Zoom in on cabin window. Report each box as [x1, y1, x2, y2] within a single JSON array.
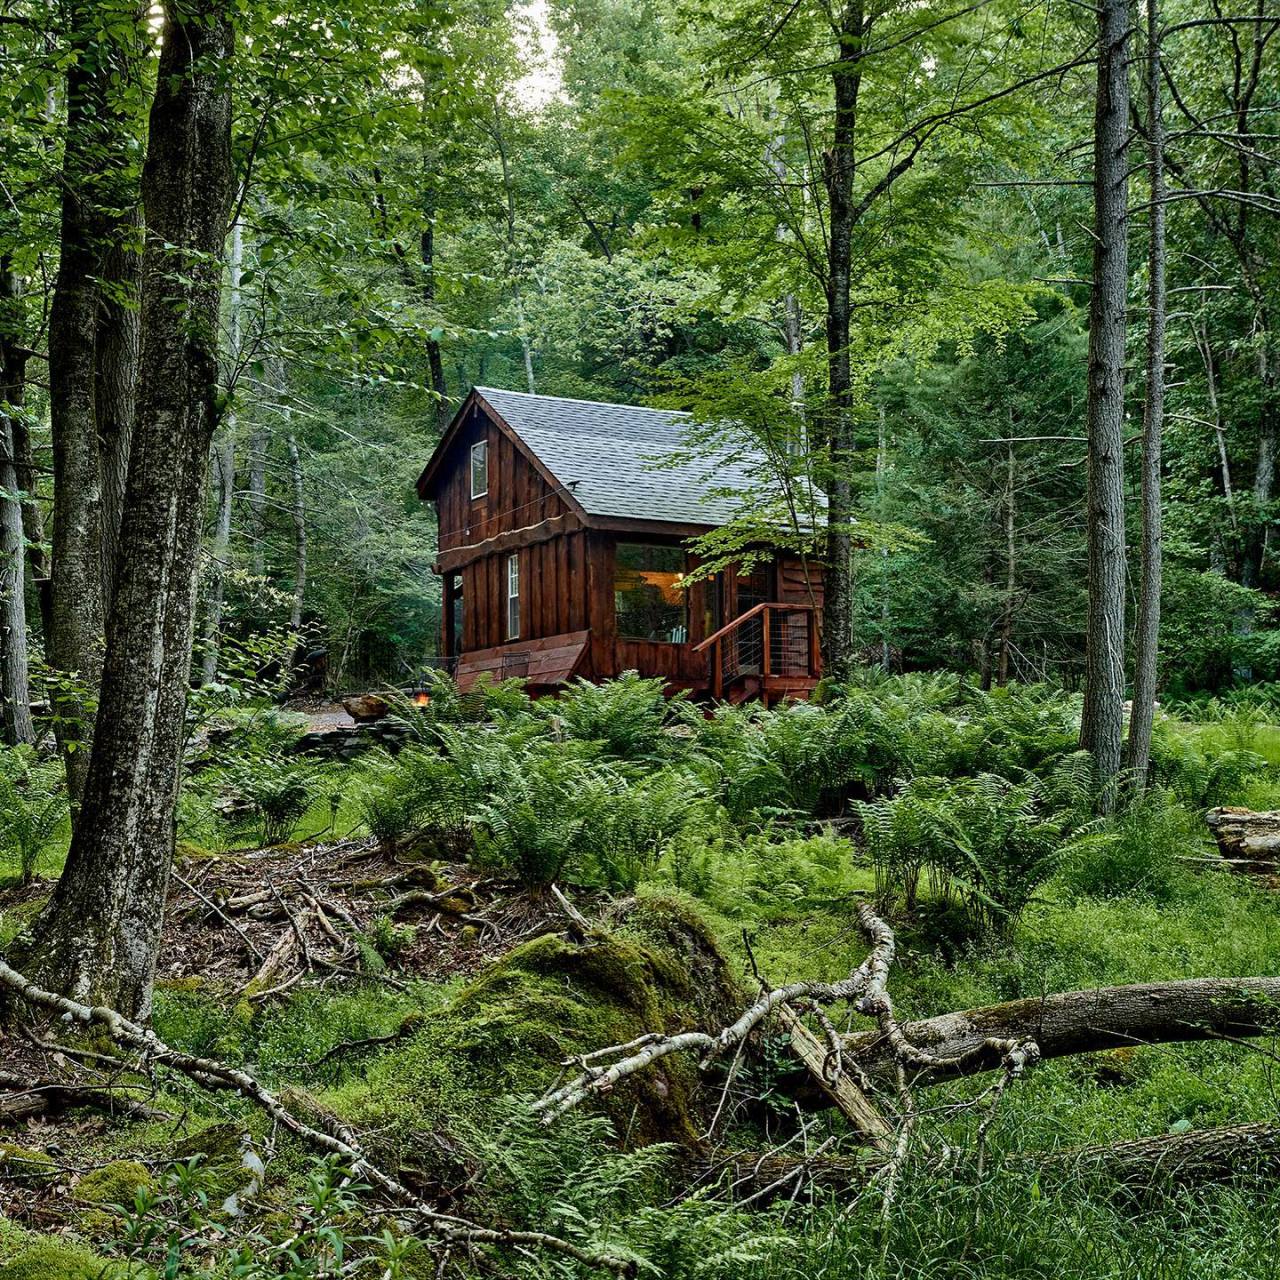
[[614, 543, 687, 643], [506, 553, 520, 639], [470, 440, 488, 498]]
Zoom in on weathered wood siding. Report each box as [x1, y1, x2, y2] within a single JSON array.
[[434, 401, 571, 554], [428, 398, 824, 692]]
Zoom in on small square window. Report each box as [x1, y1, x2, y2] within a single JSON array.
[[506, 554, 520, 639], [470, 440, 488, 498]]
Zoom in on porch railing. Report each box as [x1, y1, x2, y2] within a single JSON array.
[[693, 602, 820, 700]]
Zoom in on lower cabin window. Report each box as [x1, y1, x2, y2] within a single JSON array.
[[614, 543, 687, 643], [506, 553, 520, 639]]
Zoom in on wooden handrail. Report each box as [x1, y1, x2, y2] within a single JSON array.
[[693, 601, 815, 653]]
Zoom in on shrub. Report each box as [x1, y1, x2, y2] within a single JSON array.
[[1061, 790, 1192, 901], [1148, 715, 1267, 808], [224, 756, 329, 846], [354, 746, 468, 849], [471, 745, 614, 888]]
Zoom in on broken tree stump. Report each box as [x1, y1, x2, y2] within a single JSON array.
[[1205, 807, 1280, 875]]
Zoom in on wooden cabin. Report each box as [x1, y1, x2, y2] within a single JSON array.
[[416, 387, 824, 704]]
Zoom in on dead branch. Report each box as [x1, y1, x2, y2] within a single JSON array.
[[0, 957, 634, 1275], [534, 905, 1030, 1130], [173, 868, 262, 963]]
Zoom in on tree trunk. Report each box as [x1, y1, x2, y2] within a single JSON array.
[[95, 223, 141, 594], [201, 433, 235, 684], [1126, 0, 1166, 789], [20, 0, 234, 1019], [997, 438, 1017, 686], [1036, 1123, 1280, 1190], [200, 220, 243, 685], [46, 1, 144, 806], [0, 267, 34, 745], [9, 413, 51, 642], [839, 977, 1280, 1086], [247, 424, 268, 579], [287, 431, 306, 632], [1079, 0, 1130, 807], [1244, 347, 1276, 588], [820, 2, 867, 683], [419, 150, 449, 431]]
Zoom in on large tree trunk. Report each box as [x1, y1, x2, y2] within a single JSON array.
[[839, 977, 1280, 1086], [1126, 0, 1166, 788], [0, 266, 35, 746], [819, 2, 867, 683], [20, 0, 234, 1019], [1078, 0, 1130, 806], [46, 1, 144, 806], [1036, 1123, 1280, 1190], [95, 224, 141, 593], [201, 220, 243, 685]]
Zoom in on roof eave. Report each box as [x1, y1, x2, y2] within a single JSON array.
[[416, 388, 483, 501]]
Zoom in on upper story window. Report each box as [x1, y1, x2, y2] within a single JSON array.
[[615, 543, 687, 643], [506, 553, 520, 639], [470, 440, 489, 498]]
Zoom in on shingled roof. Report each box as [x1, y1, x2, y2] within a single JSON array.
[[470, 386, 763, 527]]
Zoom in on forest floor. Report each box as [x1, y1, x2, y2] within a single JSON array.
[[3, 681, 1280, 1279]]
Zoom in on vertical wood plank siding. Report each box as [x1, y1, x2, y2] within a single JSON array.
[[429, 400, 824, 690]]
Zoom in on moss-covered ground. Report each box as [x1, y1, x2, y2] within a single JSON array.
[[4, 680, 1280, 1277]]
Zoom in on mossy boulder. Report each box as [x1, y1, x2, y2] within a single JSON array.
[[336, 895, 741, 1177], [168, 1123, 250, 1200]]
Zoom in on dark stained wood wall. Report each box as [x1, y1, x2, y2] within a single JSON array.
[[434, 403, 572, 554], [429, 399, 824, 688]]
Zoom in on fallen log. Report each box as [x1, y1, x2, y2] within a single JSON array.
[[841, 977, 1280, 1084], [1034, 1122, 1280, 1189], [1205, 807, 1280, 873]]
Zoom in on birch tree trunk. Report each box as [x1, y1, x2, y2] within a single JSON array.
[[20, 0, 234, 1018], [1079, 0, 1130, 807], [9, 413, 51, 641], [1126, 0, 1166, 788]]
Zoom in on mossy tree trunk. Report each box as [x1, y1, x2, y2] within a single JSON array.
[[19, 0, 235, 1019], [46, 0, 146, 810]]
